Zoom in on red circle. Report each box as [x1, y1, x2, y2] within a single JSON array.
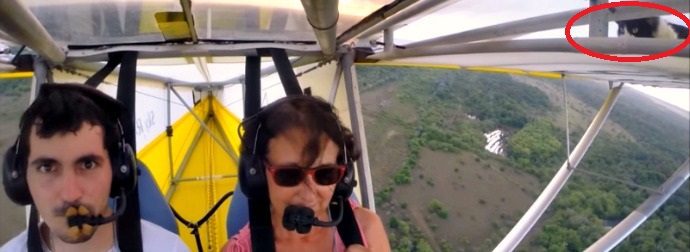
[[565, 1, 690, 62]]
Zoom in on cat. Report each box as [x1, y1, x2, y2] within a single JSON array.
[[615, 17, 688, 39]]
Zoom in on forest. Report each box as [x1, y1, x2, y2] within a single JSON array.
[[356, 65, 689, 252]]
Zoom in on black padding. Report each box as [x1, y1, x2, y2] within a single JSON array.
[[2, 144, 31, 205]]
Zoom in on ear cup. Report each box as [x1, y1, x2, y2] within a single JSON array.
[[334, 161, 357, 199], [239, 153, 268, 200], [110, 142, 137, 198], [2, 145, 32, 205]]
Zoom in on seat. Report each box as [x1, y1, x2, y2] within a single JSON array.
[[136, 160, 179, 234], [110, 160, 179, 235], [225, 183, 361, 237]]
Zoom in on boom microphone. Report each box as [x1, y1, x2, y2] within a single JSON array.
[[282, 196, 344, 234], [66, 188, 127, 228]]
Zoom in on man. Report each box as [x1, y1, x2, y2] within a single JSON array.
[[1, 83, 189, 251]]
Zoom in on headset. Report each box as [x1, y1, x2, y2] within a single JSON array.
[[238, 96, 357, 202], [1, 84, 138, 206]]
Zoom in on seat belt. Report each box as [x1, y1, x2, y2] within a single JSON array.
[[27, 205, 43, 252], [248, 198, 276, 252], [333, 199, 364, 247]]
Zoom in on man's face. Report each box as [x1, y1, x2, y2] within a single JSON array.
[[25, 122, 113, 243]]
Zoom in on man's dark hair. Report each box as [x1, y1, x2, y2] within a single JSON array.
[[239, 95, 360, 166], [15, 83, 125, 170]]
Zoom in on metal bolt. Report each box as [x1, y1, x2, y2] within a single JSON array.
[[120, 165, 128, 174], [249, 168, 256, 175]]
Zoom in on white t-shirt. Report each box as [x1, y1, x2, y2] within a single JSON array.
[[0, 219, 190, 252]]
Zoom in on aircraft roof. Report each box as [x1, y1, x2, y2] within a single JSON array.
[[0, 0, 688, 89]]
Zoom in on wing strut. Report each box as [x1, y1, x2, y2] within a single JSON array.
[[585, 159, 690, 252], [494, 82, 624, 251]]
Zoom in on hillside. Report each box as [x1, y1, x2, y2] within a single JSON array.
[[356, 65, 689, 252], [0, 78, 32, 244]]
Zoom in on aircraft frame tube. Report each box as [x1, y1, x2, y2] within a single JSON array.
[[371, 37, 690, 60], [179, 0, 198, 42], [167, 83, 175, 191], [589, 0, 609, 37], [328, 62, 343, 104], [0, 0, 65, 64], [170, 86, 237, 161], [357, 0, 455, 40], [342, 48, 376, 212], [337, 0, 420, 44], [403, 0, 689, 48], [165, 119, 208, 201], [300, 0, 338, 55], [494, 83, 624, 252], [384, 29, 394, 52], [585, 159, 690, 252]]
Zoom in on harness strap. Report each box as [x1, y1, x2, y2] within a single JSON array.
[[248, 198, 275, 252], [170, 191, 234, 252], [27, 205, 43, 252], [334, 199, 364, 247]]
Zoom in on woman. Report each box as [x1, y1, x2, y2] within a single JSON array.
[[223, 95, 390, 252]]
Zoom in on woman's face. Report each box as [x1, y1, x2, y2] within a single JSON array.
[[264, 127, 341, 217]]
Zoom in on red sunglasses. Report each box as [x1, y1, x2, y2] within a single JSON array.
[[266, 164, 345, 187]]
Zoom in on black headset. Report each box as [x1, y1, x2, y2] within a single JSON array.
[[1, 84, 138, 206], [238, 96, 357, 202]]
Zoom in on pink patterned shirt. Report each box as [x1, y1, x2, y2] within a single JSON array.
[[222, 198, 368, 252]]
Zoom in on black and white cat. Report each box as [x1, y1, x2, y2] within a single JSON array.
[[616, 17, 689, 39]]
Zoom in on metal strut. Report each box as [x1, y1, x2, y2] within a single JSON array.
[[585, 159, 690, 252], [562, 73, 572, 170], [494, 83, 624, 251]]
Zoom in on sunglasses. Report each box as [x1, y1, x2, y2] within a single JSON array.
[[266, 164, 345, 187]]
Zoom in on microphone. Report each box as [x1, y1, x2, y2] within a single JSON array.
[[282, 196, 344, 234], [66, 188, 127, 228]]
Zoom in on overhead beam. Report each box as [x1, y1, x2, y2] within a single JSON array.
[[170, 56, 321, 88], [357, 0, 459, 40], [337, 0, 420, 44], [494, 83, 624, 252], [300, 0, 339, 56], [403, 0, 689, 48], [67, 43, 324, 61], [67, 60, 189, 86], [370, 37, 690, 60], [0, 0, 65, 64], [585, 159, 690, 252], [179, 0, 199, 43], [589, 0, 609, 37]]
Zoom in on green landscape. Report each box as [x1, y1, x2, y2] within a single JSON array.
[[356, 65, 689, 252], [1, 67, 688, 251]]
